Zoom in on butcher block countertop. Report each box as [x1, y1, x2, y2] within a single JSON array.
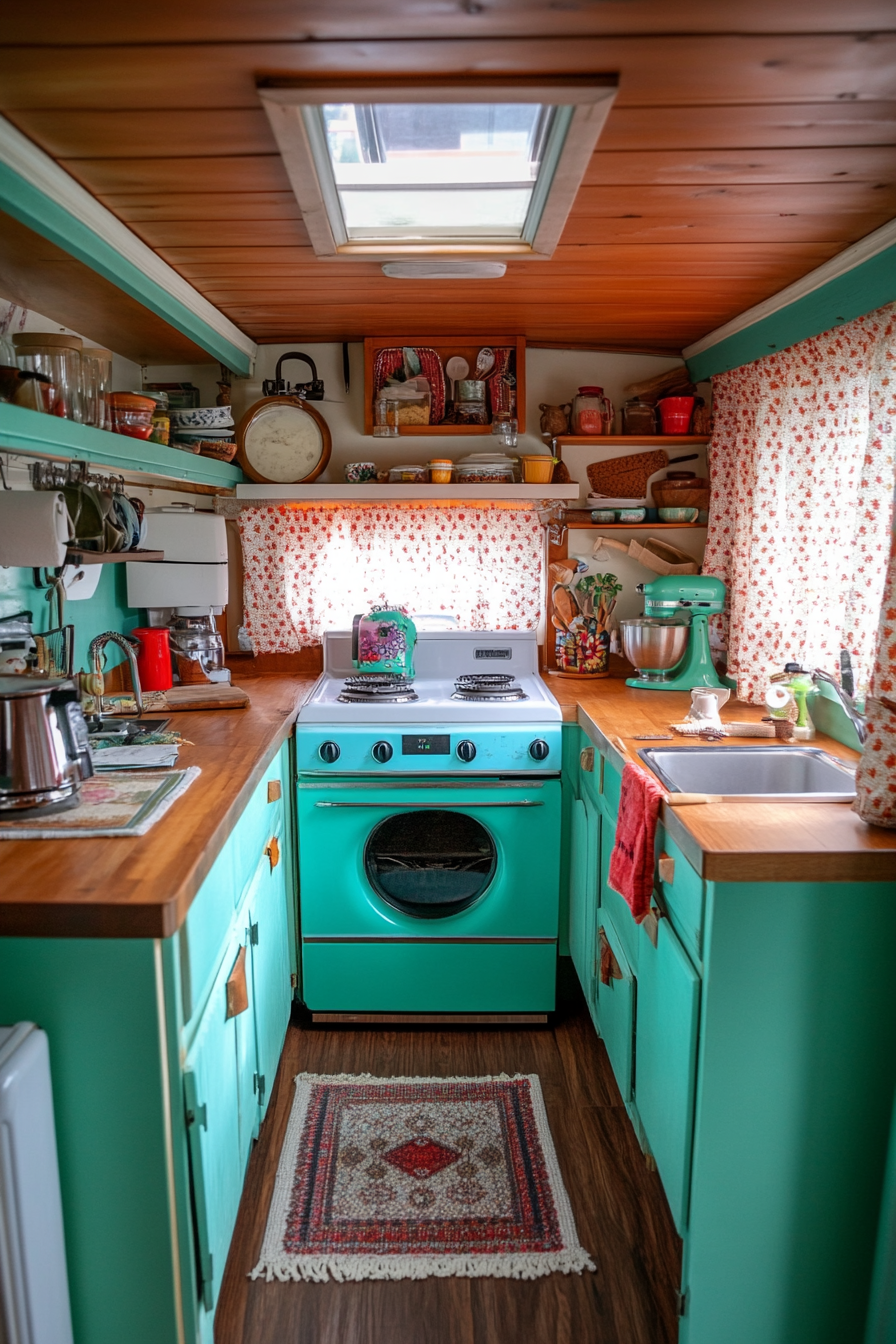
[[0, 677, 315, 940], [546, 660, 896, 884]]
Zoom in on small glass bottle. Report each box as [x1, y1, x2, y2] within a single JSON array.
[[373, 394, 400, 436]]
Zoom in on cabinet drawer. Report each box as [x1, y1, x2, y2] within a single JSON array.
[[655, 831, 704, 965], [596, 914, 634, 1102], [231, 746, 287, 909]]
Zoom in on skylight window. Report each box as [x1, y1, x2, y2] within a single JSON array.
[[258, 77, 617, 260]]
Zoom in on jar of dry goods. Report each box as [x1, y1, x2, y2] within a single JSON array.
[[13, 332, 83, 421]]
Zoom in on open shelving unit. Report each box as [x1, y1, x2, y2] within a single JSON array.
[[555, 435, 710, 448], [234, 483, 579, 503]]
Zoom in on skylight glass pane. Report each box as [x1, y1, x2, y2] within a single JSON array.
[[321, 102, 552, 240]]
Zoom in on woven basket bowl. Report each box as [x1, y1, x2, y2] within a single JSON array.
[[652, 478, 710, 509]]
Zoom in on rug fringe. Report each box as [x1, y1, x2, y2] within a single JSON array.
[[250, 1249, 596, 1284], [293, 1071, 522, 1085]]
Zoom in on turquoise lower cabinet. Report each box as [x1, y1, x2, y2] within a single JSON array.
[[184, 947, 245, 1318], [634, 904, 700, 1235], [595, 912, 634, 1102], [0, 735, 296, 1344], [568, 792, 600, 1019]]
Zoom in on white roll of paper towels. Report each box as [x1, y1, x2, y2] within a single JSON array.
[[0, 490, 72, 568]]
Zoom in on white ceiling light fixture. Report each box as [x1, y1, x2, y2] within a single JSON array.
[[382, 261, 507, 279], [258, 75, 617, 262]]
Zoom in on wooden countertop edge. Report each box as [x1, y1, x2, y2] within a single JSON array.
[[564, 688, 896, 883], [0, 680, 313, 940]]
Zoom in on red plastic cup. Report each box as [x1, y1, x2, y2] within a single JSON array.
[[657, 396, 696, 434], [131, 627, 173, 692]]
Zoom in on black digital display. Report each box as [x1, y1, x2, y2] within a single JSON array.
[[402, 734, 451, 756], [475, 648, 512, 659]]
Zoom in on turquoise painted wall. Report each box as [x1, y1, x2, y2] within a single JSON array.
[[0, 562, 139, 675]]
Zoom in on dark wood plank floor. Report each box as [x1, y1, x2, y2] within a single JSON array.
[[216, 961, 681, 1344]]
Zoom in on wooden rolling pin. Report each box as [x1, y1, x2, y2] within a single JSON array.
[[612, 735, 722, 804]]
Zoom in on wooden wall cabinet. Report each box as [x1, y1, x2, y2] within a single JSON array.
[[362, 335, 526, 436]]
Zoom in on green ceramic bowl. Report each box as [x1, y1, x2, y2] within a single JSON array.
[[658, 506, 699, 523]]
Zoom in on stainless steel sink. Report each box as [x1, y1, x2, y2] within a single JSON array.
[[637, 745, 857, 803]]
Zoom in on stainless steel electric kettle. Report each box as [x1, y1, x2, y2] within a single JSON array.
[[0, 675, 94, 814]]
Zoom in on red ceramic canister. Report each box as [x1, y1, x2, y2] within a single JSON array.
[[131, 627, 173, 691]]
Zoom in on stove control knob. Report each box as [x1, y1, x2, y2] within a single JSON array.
[[372, 740, 393, 763], [456, 740, 477, 763], [319, 741, 340, 763], [529, 739, 550, 761]]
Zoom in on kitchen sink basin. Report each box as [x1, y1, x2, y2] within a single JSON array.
[[637, 745, 857, 803]]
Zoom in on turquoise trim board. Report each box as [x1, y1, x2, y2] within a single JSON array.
[[0, 161, 254, 376], [0, 402, 244, 489], [685, 241, 896, 382]]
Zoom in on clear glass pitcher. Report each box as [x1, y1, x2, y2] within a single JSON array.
[[571, 386, 614, 436]]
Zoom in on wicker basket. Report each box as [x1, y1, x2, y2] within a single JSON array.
[[652, 478, 710, 510]]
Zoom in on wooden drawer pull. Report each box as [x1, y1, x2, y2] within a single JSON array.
[[658, 853, 675, 884], [580, 746, 595, 773], [265, 836, 280, 870], [226, 945, 249, 1019], [267, 779, 282, 803]]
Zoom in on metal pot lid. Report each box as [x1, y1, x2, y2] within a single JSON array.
[[0, 674, 75, 696]]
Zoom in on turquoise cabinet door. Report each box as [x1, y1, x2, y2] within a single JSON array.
[[596, 913, 635, 1102], [183, 953, 243, 1312], [636, 908, 700, 1234], [249, 835, 292, 1123], [568, 796, 599, 1007]]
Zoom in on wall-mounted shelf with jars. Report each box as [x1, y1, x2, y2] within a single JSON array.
[[363, 336, 526, 436], [556, 435, 710, 448]]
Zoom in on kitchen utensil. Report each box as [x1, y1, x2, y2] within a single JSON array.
[[652, 478, 710, 510], [587, 450, 698, 499], [659, 506, 699, 523], [13, 333, 83, 421], [352, 606, 417, 676], [445, 356, 469, 402], [623, 575, 727, 691], [475, 347, 495, 378], [0, 675, 93, 814], [236, 397, 331, 485], [262, 351, 324, 401], [687, 687, 731, 729], [572, 386, 615, 436], [162, 683, 249, 710], [657, 396, 696, 434], [131, 627, 173, 692]]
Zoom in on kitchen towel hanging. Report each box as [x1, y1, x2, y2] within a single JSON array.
[[0, 490, 71, 568], [607, 762, 665, 921]]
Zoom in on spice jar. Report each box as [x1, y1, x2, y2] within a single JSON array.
[[428, 459, 453, 484], [80, 347, 113, 429], [622, 397, 657, 436], [13, 333, 83, 421], [571, 386, 614, 436]]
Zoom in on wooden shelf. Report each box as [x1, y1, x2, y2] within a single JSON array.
[[234, 483, 579, 503], [565, 521, 707, 530], [65, 548, 164, 564], [556, 435, 710, 447], [0, 402, 245, 490], [363, 336, 526, 436]]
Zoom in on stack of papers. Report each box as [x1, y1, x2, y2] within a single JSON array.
[[91, 744, 180, 771]]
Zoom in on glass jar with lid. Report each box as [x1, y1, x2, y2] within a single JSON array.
[[13, 333, 83, 421], [622, 397, 657, 436], [571, 386, 614, 436]]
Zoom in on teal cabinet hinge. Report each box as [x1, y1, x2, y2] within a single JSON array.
[[186, 1100, 207, 1129], [677, 1290, 688, 1317], [200, 1251, 214, 1311], [254, 1072, 266, 1107], [249, 921, 259, 946]]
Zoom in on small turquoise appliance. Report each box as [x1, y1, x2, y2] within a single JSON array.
[[351, 605, 417, 676], [622, 575, 727, 690]]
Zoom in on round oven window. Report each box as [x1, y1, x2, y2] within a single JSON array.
[[364, 809, 497, 919]]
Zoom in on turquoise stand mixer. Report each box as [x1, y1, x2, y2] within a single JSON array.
[[620, 575, 727, 690]]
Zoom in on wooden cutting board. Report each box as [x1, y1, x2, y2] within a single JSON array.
[[163, 684, 250, 711]]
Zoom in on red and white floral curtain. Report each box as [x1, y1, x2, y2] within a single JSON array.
[[239, 505, 544, 653], [702, 302, 896, 702]]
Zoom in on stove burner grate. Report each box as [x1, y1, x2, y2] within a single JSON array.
[[451, 673, 528, 703], [338, 674, 418, 704]]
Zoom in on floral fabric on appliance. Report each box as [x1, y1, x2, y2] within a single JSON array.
[[702, 302, 896, 702], [238, 505, 543, 653]]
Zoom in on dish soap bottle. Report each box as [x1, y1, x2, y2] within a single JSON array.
[[783, 664, 817, 740]]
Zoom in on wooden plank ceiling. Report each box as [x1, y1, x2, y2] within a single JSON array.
[[1, 2, 894, 356]]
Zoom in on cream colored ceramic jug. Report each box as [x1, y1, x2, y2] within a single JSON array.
[[688, 686, 730, 727]]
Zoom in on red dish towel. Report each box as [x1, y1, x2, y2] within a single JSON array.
[[608, 762, 665, 922]]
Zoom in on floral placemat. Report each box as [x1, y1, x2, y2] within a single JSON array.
[[0, 767, 200, 839]]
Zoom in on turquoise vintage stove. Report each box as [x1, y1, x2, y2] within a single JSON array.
[[296, 628, 562, 1021]]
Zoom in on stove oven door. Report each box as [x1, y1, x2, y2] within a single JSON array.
[[298, 777, 561, 1013]]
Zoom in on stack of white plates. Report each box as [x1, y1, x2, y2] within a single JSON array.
[[169, 406, 235, 452]]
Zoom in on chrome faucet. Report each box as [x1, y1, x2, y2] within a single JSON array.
[[812, 668, 867, 745], [88, 631, 144, 718]]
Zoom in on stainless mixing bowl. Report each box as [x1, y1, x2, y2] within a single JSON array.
[[620, 616, 689, 675]]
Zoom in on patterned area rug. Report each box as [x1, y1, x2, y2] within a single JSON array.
[[252, 1072, 594, 1283]]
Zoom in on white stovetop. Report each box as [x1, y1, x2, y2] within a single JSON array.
[[298, 628, 562, 726]]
